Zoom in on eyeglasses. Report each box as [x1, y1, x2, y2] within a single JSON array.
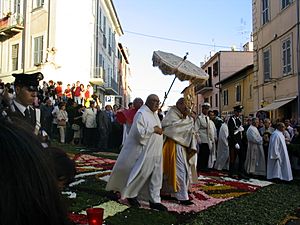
[[151, 99, 161, 104]]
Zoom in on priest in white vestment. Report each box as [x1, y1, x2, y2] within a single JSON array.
[[245, 118, 266, 176], [214, 120, 229, 171], [106, 94, 167, 211], [161, 98, 197, 205], [267, 122, 293, 181], [207, 112, 218, 169]]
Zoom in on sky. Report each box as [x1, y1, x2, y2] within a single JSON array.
[[113, 0, 252, 107]]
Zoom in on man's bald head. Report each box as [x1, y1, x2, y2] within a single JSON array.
[[133, 98, 144, 110]]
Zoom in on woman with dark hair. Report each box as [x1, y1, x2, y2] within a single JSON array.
[[47, 147, 76, 190], [0, 120, 71, 225]]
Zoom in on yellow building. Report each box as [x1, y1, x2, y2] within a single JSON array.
[[195, 50, 253, 115], [216, 64, 254, 118], [252, 0, 299, 122]]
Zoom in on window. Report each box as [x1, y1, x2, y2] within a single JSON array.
[[215, 93, 218, 108], [263, 49, 271, 81], [34, 0, 44, 8], [223, 89, 228, 106], [282, 37, 292, 75], [262, 0, 269, 25], [108, 28, 112, 56], [13, 0, 21, 14], [103, 16, 107, 48], [34, 36, 43, 65], [236, 84, 241, 102], [112, 32, 116, 52], [103, 16, 107, 34], [206, 67, 212, 86], [11, 44, 19, 71], [97, 5, 102, 31], [249, 84, 252, 98], [210, 96, 213, 106], [281, 0, 291, 9], [213, 61, 218, 76]]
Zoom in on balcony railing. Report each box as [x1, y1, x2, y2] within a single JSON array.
[[89, 66, 104, 85], [104, 76, 118, 95], [0, 13, 24, 42], [194, 83, 213, 94]]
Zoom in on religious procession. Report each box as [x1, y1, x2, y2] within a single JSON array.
[[1, 0, 300, 224], [0, 68, 299, 225]]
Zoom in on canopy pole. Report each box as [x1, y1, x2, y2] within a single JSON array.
[[159, 52, 188, 109], [160, 76, 177, 109]]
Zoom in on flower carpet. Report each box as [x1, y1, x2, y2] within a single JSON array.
[[66, 152, 274, 224]]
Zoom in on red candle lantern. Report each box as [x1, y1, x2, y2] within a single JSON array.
[[86, 208, 104, 225]]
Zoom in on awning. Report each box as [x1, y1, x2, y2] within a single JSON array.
[[259, 96, 297, 111]]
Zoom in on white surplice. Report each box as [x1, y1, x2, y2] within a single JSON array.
[[245, 125, 266, 176], [161, 106, 197, 201], [267, 130, 293, 181], [208, 120, 217, 168], [214, 123, 229, 171], [105, 104, 164, 203]]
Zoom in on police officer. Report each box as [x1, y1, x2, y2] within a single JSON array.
[[228, 105, 248, 179], [4, 72, 45, 138]]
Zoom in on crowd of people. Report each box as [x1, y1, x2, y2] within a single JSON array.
[[0, 72, 299, 217], [107, 96, 299, 211], [0, 74, 141, 151]]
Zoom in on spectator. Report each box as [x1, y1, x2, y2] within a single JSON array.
[[57, 103, 68, 144], [55, 81, 63, 101], [285, 119, 294, 138], [291, 125, 300, 144], [0, 120, 71, 225], [79, 84, 85, 105], [96, 106, 111, 151], [47, 147, 76, 190], [40, 97, 54, 138], [64, 84, 72, 100], [116, 97, 144, 145], [82, 100, 97, 148], [73, 81, 81, 104]]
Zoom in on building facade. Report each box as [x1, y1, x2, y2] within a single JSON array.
[[117, 43, 132, 108], [252, 0, 300, 122], [195, 51, 253, 114], [0, 0, 125, 105], [216, 64, 254, 118]]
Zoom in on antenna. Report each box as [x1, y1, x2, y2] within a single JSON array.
[[236, 17, 251, 48]]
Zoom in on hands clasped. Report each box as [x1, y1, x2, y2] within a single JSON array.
[[154, 126, 163, 135]]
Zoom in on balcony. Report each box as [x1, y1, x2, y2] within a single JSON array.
[[104, 76, 118, 95], [90, 66, 104, 85], [195, 84, 213, 94], [0, 13, 24, 42]]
